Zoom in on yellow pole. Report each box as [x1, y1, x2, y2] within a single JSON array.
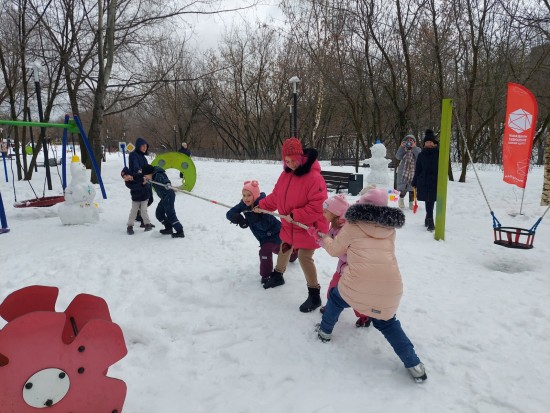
[[435, 99, 453, 241]]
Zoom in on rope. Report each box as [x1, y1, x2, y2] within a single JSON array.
[[150, 180, 235, 209], [48, 140, 63, 185], [149, 180, 327, 237], [453, 107, 502, 228]]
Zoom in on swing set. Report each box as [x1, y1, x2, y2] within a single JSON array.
[[453, 104, 549, 250], [0, 114, 107, 208]]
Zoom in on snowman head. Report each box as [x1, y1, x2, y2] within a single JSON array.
[[69, 156, 87, 182], [370, 143, 387, 158]]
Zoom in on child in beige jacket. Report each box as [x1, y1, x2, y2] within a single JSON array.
[[311, 187, 427, 383]]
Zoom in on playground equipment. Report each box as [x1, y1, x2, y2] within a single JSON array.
[[151, 152, 196, 191], [453, 84, 548, 249], [0, 190, 9, 234], [0, 285, 127, 412], [0, 114, 107, 208]]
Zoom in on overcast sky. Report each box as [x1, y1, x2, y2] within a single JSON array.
[[188, 0, 285, 50]]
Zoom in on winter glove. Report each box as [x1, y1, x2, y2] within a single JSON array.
[[230, 213, 248, 229], [306, 226, 322, 243], [281, 242, 292, 254]]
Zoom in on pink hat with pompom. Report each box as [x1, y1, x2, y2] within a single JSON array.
[[323, 194, 350, 217], [242, 180, 260, 201], [358, 188, 388, 207]]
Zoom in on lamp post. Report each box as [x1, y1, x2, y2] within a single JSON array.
[[173, 125, 177, 150], [288, 105, 294, 137], [289, 76, 300, 137], [34, 62, 52, 190]]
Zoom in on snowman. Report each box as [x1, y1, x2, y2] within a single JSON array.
[[58, 155, 99, 225], [363, 140, 391, 187]]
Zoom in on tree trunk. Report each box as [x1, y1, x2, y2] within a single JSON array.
[[83, 0, 117, 183]]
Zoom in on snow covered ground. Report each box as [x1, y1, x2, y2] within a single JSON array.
[[1, 150, 549, 413]]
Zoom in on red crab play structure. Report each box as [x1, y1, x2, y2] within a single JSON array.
[[0, 285, 127, 412]]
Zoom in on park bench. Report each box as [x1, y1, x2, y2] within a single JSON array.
[[320, 170, 363, 196]]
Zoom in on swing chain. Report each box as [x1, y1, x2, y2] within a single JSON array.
[[452, 105, 495, 218]]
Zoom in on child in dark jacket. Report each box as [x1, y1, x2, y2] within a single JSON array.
[[121, 167, 153, 235], [142, 164, 184, 238], [226, 180, 297, 284]]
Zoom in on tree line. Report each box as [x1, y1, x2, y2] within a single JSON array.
[[0, 0, 549, 191]]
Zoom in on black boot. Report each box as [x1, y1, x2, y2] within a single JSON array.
[[172, 231, 185, 238], [299, 286, 322, 313], [426, 218, 435, 232], [263, 271, 285, 289], [160, 223, 173, 235]]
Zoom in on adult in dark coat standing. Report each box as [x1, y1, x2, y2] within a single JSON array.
[[178, 142, 191, 178], [412, 130, 439, 231], [178, 142, 192, 157]]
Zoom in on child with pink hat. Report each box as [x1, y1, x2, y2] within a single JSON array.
[[310, 194, 371, 328], [310, 187, 427, 383], [226, 180, 297, 284]]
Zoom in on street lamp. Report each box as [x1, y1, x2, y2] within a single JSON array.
[[173, 125, 177, 150], [288, 104, 294, 137], [34, 62, 52, 190], [289, 76, 300, 137]]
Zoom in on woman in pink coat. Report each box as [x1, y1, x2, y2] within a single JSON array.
[[256, 137, 329, 312], [312, 187, 427, 382]]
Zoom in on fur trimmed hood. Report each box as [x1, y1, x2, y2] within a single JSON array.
[[345, 203, 405, 229], [284, 148, 319, 176]]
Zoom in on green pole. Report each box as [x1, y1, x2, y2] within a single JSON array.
[[0, 119, 80, 134], [435, 99, 453, 241]]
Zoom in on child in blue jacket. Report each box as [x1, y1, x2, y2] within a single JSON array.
[[226, 180, 297, 284], [142, 164, 184, 238]]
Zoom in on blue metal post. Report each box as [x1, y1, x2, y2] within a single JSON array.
[[0, 190, 9, 233], [1, 152, 7, 182], [73, 115, 107, 199]]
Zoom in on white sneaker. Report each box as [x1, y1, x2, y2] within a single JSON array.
[[315, 323, 331, 342], [398, 198, 405, 209], [407, 362, 427, 382]]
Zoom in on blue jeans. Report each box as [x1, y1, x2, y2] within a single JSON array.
[[320, 286, 421, 368]]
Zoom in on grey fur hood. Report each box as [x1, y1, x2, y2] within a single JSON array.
[[345, 203, 405, 229]]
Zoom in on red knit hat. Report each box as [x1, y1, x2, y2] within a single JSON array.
[[281, 137, 303, 158], [242, 180, 260, 201]]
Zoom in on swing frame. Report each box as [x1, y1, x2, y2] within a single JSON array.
[[0, 115, 107, 208]]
